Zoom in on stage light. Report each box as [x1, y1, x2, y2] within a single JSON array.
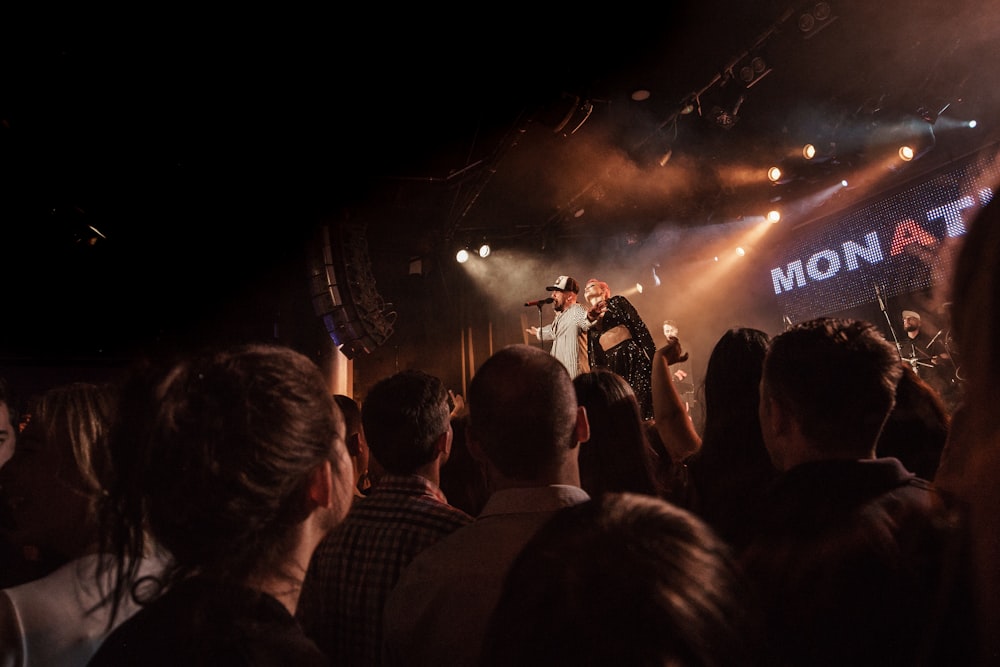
[[736, 247, 746, 256], [456, 248, 470, 263], [478, 241, 491, 258], [738, 55, 772, 88], [767, 166, 783, 182], [678, 92, 700, 116], [767, 210, 781, 223], [803, 143, 817, 160], [969, 120, 978, 128], [899, 145, 915, 161], [799, 1, 836, 39]]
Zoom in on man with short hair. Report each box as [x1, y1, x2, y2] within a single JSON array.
[[526, 275, 595, 378], [382, 344, 591, 667], [298, 370, 473, 666], [742, 317, 974, 666]]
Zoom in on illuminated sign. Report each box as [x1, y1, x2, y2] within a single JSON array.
[[767, 148, 1000, 322]]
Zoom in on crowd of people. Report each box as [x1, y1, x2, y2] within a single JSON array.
[[0, 196, 999, 665]]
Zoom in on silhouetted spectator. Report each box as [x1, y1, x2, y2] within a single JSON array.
[[573, 368, 665, 498], [742, 317, 974, 666], [876, 361, 950, 480], [482, 492, 760, 667], [298, 370, 472, 666], [89, 344, 356, 666], [932, 195, 1000, 665], [383, 344, 590, 667], [686, 327, 777, 550]]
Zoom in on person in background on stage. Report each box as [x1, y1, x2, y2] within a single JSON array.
[[525, 275, 594, 379], [581, 279, 657, 420], [900, 309, 952, 403]]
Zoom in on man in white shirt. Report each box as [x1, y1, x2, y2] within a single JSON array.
[[526, 275, 594, 378], [382, 344, 591, 667]]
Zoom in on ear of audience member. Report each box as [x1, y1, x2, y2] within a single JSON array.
[[572, 368, 665, 498], [743, 317, 975, 666], [876, 361, 950, 480], [686, 327, 777, 551], [89, 344, 355, 666], [297, 370, 473, 666], [333, 394, 370, 497], [933, 194, 1000, 664], [382, 344, 591, 667], [481, 492, 760, 667]]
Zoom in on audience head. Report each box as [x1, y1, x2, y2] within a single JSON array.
[[334, 394, 369, 494], [572, 368, 662, 497], [482, 492, 756, 667], [760, 317, 902, 469], [951, 195, 1000, 439], [876, 362, 950, 479], [0, 378, 17, 470], [439, 412, 490, 516], [467, 344, 587, 482], [0, 382, 114, 575], [361, 370, 452, 475], [102, 344, 354, 598], [701, 327, 770, 448]]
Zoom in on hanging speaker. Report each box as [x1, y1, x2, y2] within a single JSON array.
[[307, 221, 396, 359]]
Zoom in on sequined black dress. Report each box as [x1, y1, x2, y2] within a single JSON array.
[[587, 295, 657, 419]]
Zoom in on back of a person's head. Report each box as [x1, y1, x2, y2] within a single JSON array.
[[877, 363, 949, 479], [361, 369, 450, 474], [482, 492, 756, 667], [333, 394, 362, 441], [573, 369, 661, 497], [701, 327, 770, 455], [106, 344, 351, 590], [26, 382, 115, 497], [0, 377, 17, 444], [763, 318, 902, 454], [0, 381, 114, 575], [467, 344, 578, 479], [951, 196, 1000, 438], [703, 328, 769, 426], [439, 413, 490, 516]]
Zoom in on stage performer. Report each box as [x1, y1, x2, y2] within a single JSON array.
[[582, 278, 657, 420], [526, 275, 594, 378]]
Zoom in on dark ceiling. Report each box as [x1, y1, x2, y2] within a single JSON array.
[[3, 1, 999, 386]]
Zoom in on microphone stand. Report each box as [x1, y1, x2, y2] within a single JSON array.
[[534, 303, 548, 352], [875, 283, 904, 362]]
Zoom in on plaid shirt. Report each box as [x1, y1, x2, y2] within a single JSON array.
[[297, 473, 473, 666]]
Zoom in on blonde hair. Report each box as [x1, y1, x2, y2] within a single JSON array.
[[584, 279, 610, 301]]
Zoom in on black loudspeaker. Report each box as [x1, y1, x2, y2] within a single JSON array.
[[308, 221, 395, 359]]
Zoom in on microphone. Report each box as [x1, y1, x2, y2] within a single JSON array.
[[874, 284, 885, 310], [525, 297, 554, 307], [928, 329, 943, 347]]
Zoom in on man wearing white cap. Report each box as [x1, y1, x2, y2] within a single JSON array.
[[901, 309, 950, 396], [526, 275, 595, 378]]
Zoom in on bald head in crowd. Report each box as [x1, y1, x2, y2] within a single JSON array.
[[466, 344, 588, 484]]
